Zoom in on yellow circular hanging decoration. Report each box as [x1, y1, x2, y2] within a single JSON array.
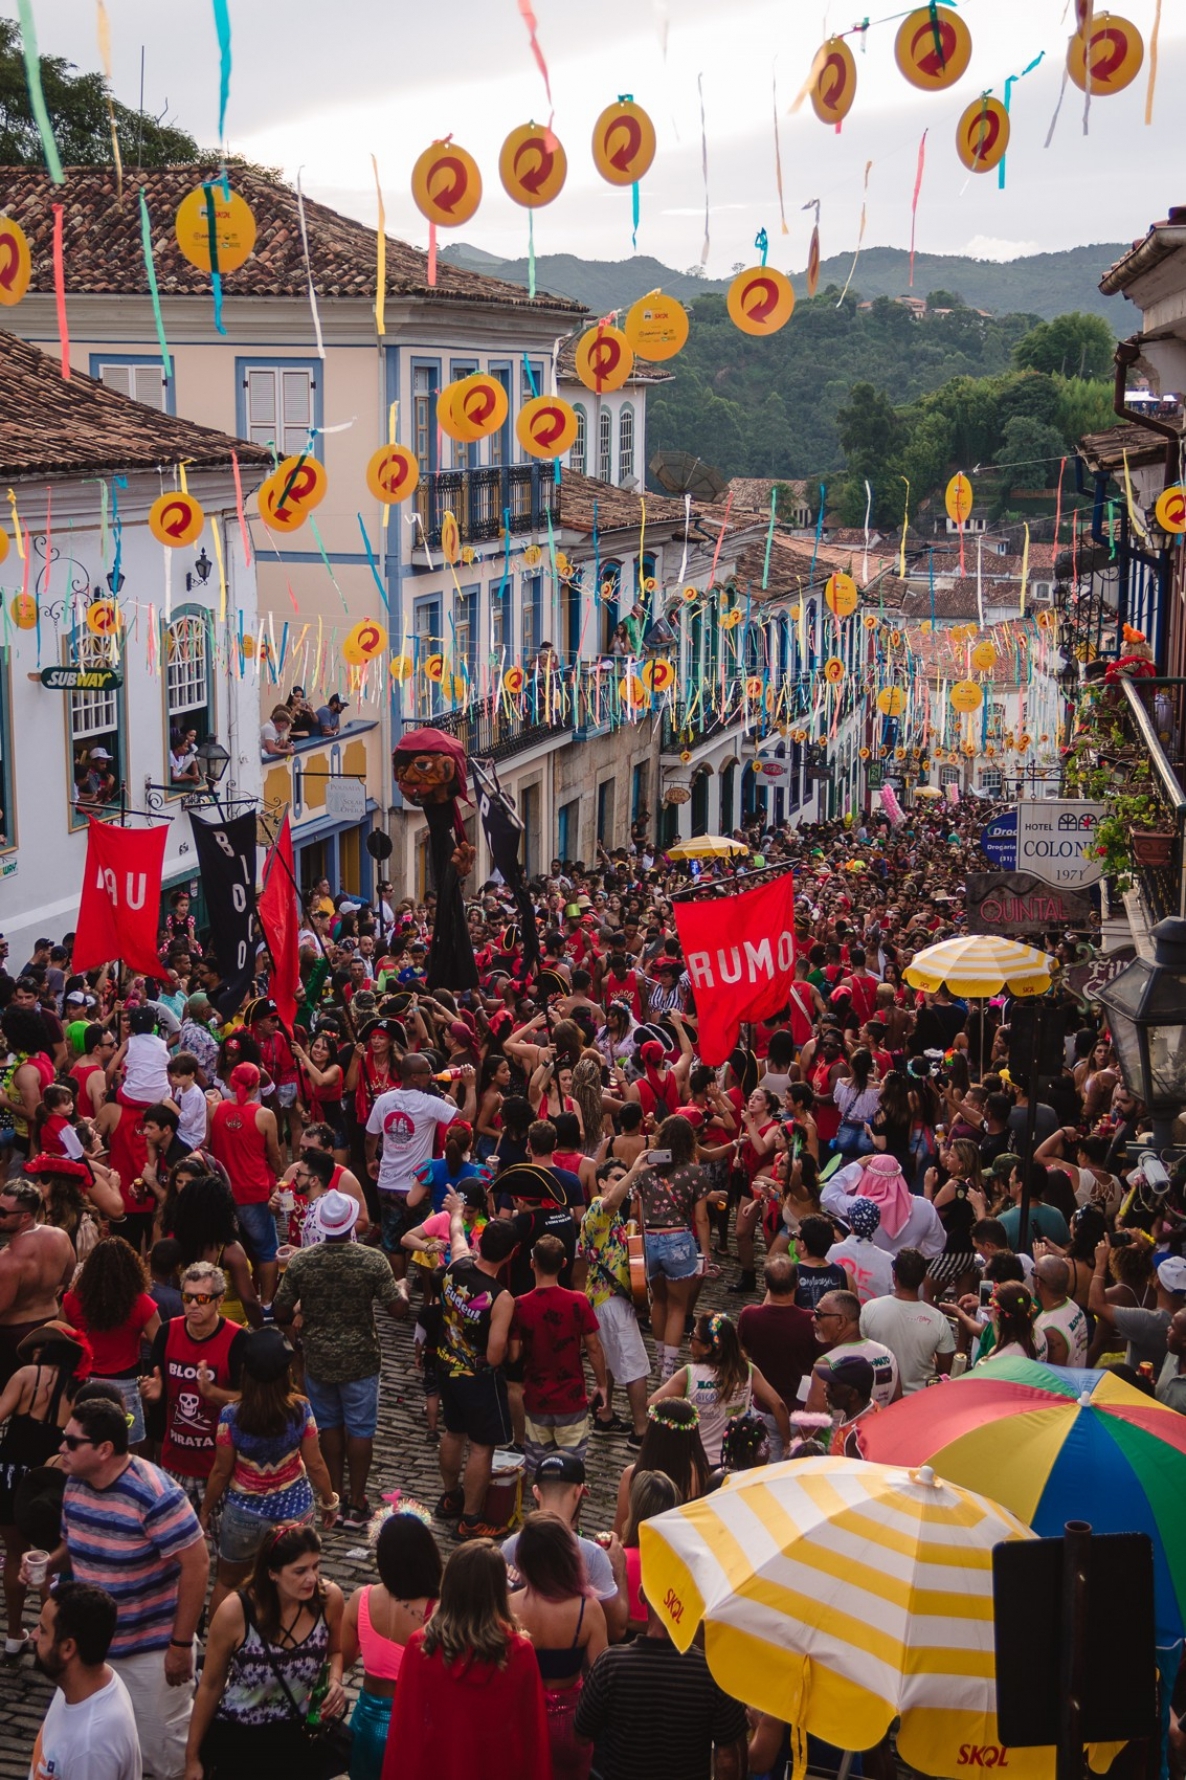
[[522, 544, 543, 568], [945, 472, 975, 525], [862, 613, 878, 630], [86, 599, 120, 638], [620, 673, 647, 707], [950, 679, 984, 713], [1155, 485, 1186, 534], [681, 584, 698, 603], [10, 591, 36, 629], [823, 657, 845, 685], [0, 216, 32, 306], [554, 551, 573, 578], [411, 141, 482, 227], [727, 266, 795, 338], [366, 444, 420, 505], [720, 609, 744, 630], [623, 292, 689, 362], [642, 659, 676, 693], [439, 375, 509, 443], [744, 676, 763, 699], [889, 628, 903, 648], [389, 655, 414, 682], [424, 654, 446, 682], [895, 6, 973, 91], [591, 100, 657, 187], [241, 636, 256, 659], [149, 491, 205, 548], [825, 571, 858, 617], [1067, 15, 1144, 95], [503, 666, 525, 696], [791, 729, 807, 745], [859, 746, 871, 760], [811, 37, 858, 125], [0, 529, 8, 565], [895, 747, 907, 761], [461, 546, 476, 566], [971, 640, 997, 672], [343, 618, 388, 666], [516, 395, 578, 459], [440, 512, 461, 565], [275, 455, 327, 511], [876, 687, 907, 716], [574, 326, 634, 394], [963, 739, 977, 756], [499, 123, 567, 207], [175, 185, 257, 272], [956, 97, 1010, 173]]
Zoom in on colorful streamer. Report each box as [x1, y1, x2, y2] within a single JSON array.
[[371, 154, 386, 337], [772, 64, 789, 235], [230, 449, 252, 568], [15, 1, 63, 183], [762, 486, 778, 590], [94, 2, 122, 198], [427, 220, 438, 288], [1146, 0, 1161, 124], [203, 177, 227, 335], [137, 190, 172, 381], [211, 0, 232, 142], [838, 160, 873, 306], [295, 172, 325, 360], [898, 477, 910, 578], [697, 72, 710, 267], [51, 203, 70, 379], [908, 129, 928, 288], [999, 52, 1044, 189], [803, 199, 821, 297], [1019, 522, 1030, 614], [517, 0, 555, 140]]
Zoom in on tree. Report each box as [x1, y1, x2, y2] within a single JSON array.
[[1053, 376, 1116, 447], [995, 416, 1066, 495], [997, 372, 1060, 428], [836, 382, 901, 477], [926, 289, 966, 309], [0, 21, 199, 166], [1013, 312, 1116, 381]]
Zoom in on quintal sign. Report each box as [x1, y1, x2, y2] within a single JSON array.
[[1015, 801, 1105, 889]]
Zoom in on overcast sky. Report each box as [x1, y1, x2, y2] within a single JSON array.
[[10, 0, 1182, 278]]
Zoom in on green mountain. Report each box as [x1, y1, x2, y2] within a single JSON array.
[[441, 240, 1129, 322]]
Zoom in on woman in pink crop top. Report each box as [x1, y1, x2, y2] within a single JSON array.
[[340, 1507, 442, 1780]]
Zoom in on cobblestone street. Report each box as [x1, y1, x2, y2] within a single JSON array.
[[0, 1271, 734, 1777]]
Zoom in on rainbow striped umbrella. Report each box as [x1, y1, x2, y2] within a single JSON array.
[[861, 1357, 1186, 1640]]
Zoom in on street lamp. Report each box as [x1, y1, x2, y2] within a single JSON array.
[[195, 737, 231, 791], [1095, 916, 1186, 1149]]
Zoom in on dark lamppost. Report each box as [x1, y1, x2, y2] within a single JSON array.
[[1095, 917, 1186, 1149]]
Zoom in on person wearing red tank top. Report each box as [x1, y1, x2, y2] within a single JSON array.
[[210, 1063, 283, 1304]]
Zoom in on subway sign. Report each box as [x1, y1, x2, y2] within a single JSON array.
[[40, 665, 124, 692]]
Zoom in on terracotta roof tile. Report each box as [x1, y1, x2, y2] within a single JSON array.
[[1077, 420, 1174, 474], [0, 328, 272, 481], [559, 468, 685, 534], [0, 165, 585, 313]]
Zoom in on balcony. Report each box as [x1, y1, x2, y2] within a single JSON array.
[[660, 699, 738, 755], [403, 693, 570, 765], [1115, 676, 1186, 922], [414, 464, 560, 550]]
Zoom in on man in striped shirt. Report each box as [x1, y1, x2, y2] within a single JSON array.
[[55, 1396, 208, 1780]]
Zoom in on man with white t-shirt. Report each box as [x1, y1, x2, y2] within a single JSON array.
[[860, 1248, 956, 1393], [364, 1052, 476, 1271], [30, 1582, 142, 1780], [803, 1289, 900, 1413]]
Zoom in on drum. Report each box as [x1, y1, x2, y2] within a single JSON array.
[[483, 1450, 524, 1533]]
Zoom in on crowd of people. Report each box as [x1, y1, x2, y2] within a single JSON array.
[[0, 794, 1181, 1780]]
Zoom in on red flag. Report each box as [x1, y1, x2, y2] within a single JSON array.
[[73, 818, 168, 975], [258, 811, 300, 1030], [672, 872, 796, 1065]]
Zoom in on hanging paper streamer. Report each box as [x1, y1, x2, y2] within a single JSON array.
[[371, 155, 386, 336], [203, 177, 227, 336], [51, 202, 69, 379], [772, 64, 789, 234], [427, 221, 437, 288], [516, 0, 555, 140], [898, 477, 910, 578], [230, 448, 252, 568], [838, 161, 872, 306], [1019, 523, 1030, 615], [211, 0, 232, 142], [94, 2, 122, 198], [803, 199, 821, 296], [15, 1, 63, 183], [295, 172, 325, 360], [137, 190, 172, 381], [998, 52, 1043, 188], [789, 40, 830, 113], [697, 73, 709, 267], [762, 487, 778, 590], [908, 129, 928, 287], [1146, 0, 1161, 124]]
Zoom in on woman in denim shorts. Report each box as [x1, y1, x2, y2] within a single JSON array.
[[635, 1115, 716, 1381]]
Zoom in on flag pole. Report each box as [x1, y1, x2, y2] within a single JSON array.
[[256, 807, 359, 1044]]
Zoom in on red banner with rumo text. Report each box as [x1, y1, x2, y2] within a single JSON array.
[[673, 872, 796, 1065]]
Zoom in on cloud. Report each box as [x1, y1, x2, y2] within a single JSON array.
[[962, 236, 1043, 262]]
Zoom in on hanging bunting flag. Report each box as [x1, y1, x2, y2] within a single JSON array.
[[137, 190, 171, 381], [1146, 0, 1161, 123], [230, 448, 252, 567], [15, 1, 63, 183], [788, 41, 831, 113], [295, 172, 325, 360], [516, 0, 555, 138], [998, 52, 1044, 188], [803, 199, 821, 296], [772, 64, 789, 234], [211, 0, 232, 141], [51, 202, 69, 378], [838, 161, 872, 305], [371, 154, 386, 336], [697, 73, 709, 267], [810, 36, 857, 126], [94, 2, 122, 197], [898, 477, 910, 578], [1019, 522, 1030, 614], [762, 487, 778, 590], [908, 130, 928, 287]]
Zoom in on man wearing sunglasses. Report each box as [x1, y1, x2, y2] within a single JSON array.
[[54, 1395, 208, 1779], [142, 1260, 248, 1520]]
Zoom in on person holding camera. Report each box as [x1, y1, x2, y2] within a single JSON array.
[[634, 1115, 715, 1380]]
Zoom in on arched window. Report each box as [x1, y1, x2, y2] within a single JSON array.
[[571, 403, 587, 476], [618, 404, 635, 484], [598, 408, 613, 483], [600, 559, 622, 655], [69, 622, 123, 827], [164, 609, 213, 788]]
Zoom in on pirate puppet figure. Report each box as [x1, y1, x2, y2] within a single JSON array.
[[392, 727, 479, 990]]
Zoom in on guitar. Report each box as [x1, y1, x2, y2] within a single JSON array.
[[626, 1217, 649, 1312]]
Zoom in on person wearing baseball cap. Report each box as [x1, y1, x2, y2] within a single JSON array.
[[316, 693, 347, 736], [273, 1188, 407, 1531], [822, 1353, 878, 1457], [501, 1449, 630, 1639]]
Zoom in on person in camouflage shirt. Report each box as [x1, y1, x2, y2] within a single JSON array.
[[273, 1189, 407, 1530]]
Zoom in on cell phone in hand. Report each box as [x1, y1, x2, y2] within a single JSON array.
[[647, 1149, 672, 1165]]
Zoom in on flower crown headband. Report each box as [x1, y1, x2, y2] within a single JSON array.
[[647, 1400, 701, 1429]]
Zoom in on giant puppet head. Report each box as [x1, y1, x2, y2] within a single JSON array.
[[392, 727, 470, 808]]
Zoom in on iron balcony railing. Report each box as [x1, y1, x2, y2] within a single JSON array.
[[1116, 676, 1186, 922], [414, 464, 560, 549], [402, 693, 569, 765]]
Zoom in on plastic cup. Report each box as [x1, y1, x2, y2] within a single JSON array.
[[25, 1550, 48, 1585], [276, 1244, 294, 1272], [278, 1189, 295, 1213]]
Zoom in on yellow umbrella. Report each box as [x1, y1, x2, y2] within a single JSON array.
[[914, 785, 943, 798], [903, 933, 1055, 999], [640, 1456, 1117, 1780], [665, 834, 749, 860]]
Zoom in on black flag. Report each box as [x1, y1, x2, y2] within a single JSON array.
[[470, 757, 540, 974], [190, 809, 258, 1018]]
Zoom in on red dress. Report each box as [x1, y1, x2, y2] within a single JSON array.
[[381, 1628, 550, 1780]]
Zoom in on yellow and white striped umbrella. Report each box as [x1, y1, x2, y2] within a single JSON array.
[[903, 934, 1055, 999], [640, 1456, 1114, 1780], [665, 833, 749, 860]]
